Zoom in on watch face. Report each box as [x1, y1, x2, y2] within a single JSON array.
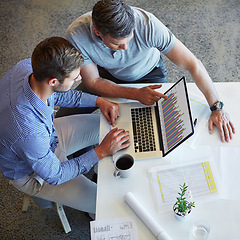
[[210, 101, 224, 111], [216, 101, 223, 110]]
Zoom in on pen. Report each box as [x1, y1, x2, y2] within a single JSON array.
[[194, 118, 197, 127]]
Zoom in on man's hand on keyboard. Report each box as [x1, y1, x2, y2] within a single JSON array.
[[96, 97, 120, 126], [94, 128, 130, 159]]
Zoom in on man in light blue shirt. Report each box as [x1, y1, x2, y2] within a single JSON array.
[[67, 8, 175, 82], [0, 37, 129, 214], [66, 0, 235, 143]]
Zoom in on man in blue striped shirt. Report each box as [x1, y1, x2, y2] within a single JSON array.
[[0, 37, 130, 214]]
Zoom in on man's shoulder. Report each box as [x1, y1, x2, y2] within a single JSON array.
[[66, 12, 95, 63], [16, 58, 32, 67], [1, 58, 32, 81], [132, 7, 152, 23], [0, 58, 32, 115], [67, 12, 92, 36], [0, 102, 43, 147], [133, 7, 164, 28]]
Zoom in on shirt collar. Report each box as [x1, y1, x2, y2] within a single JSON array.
[[23, 74, 53, 119]]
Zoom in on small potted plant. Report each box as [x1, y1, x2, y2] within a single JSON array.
[[173, 183, 195, 221]]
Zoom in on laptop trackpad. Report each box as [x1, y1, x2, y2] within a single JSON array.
[[115, 122, 130, 132]]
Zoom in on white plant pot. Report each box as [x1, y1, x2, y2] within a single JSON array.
[[173, 202, 192, 222]]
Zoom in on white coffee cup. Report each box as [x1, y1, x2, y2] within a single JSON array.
[[113, 154, 135, 178]]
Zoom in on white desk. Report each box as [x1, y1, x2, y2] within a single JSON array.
[[96, 82, 240, 240]]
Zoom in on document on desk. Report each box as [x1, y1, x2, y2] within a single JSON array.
[[189, 93, 209, 122], [187, 93, 210, 148], [149, 160, 220, 208], [188, 92, 240, 148], [90, 216, 139, 240], [218, 147, 240, 200]]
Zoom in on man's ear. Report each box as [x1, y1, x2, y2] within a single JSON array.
[[93, 28, 101, 37], [48, 78, 58, 87]]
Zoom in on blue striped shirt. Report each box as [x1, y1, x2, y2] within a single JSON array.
[[0, 59, 99, 185]]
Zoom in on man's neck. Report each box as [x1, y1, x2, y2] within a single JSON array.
[[29, 74, 53, 105]]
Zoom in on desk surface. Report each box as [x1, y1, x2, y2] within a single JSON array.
[[96, 82, 240, 240]]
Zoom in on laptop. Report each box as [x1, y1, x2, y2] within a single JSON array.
[[112, 77, 194, 160]]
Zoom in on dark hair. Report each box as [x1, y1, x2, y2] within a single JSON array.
[[92, 0, 135, 39], [31, 37, 83, 83]]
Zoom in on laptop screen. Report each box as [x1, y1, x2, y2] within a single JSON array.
[[155, 77, 194, 156]]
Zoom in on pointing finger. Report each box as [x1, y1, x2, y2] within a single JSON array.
[[148, 84, 163, 90]]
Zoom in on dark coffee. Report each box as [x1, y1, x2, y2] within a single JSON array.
[[116, 157, 133, 170]]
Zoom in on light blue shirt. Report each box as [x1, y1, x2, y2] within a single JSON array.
[[0, 59, 99, 185], [66, 7, 176, 81]]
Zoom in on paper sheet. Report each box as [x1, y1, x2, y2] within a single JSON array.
[[189, 93, 209, 124], [168, 145, 240, 201], [186, 93, 210, 148], [187, 93, 240, 148], [149, 160, 220, 208], [217, 147, 240, 200], [90, 216, 138, 240]]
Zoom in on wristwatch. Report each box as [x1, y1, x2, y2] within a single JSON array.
[[210, 101, 224, 111]]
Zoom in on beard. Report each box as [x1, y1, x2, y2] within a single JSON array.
[[52, 83, 72, 93]]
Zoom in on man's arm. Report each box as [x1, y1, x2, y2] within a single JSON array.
[[80, 62, 167, 105], [165, 39, 235, 142]]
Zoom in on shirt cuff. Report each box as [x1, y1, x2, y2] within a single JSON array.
[[81, 92, 98, 107], [76, 148, 99, 174]]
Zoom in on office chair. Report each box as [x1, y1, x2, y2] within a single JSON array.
[[22, 194, 71, 233]]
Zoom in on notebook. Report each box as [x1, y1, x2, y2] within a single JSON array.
[[113, 77, 194, 161]]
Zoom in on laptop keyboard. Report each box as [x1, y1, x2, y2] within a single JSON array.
[[131, 107, 156, 153]]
